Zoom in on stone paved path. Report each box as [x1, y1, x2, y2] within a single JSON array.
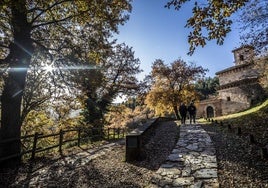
[[20, 142, 121, 187], [150, 124, 219, 188]]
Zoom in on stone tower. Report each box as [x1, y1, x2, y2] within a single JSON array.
[[233, 45, 255, 65], [215, 45, 263, 115], [197, 45, 265, 118]]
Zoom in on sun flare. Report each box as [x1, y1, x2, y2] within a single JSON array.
[[44, 64, 54, 73]]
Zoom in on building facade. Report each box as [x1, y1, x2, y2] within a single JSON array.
[[197, 45, 265, 118]]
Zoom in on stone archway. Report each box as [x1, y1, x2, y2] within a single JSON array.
[[206, 106, 214, 118]]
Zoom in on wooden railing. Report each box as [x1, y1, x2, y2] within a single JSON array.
[[0, 127, 126, 163]]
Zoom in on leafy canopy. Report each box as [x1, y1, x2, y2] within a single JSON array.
[[166, 0, 249, 55], [145, 59, 206, 117], [238, 0, 268, 54]]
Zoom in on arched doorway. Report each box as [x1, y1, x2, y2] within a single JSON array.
[[206, 106, 214, 118]]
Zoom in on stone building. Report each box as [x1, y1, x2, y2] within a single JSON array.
[[197, 45, 265, 118]]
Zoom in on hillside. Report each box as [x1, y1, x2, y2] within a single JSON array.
[[215, 99, 268, 146], [202, 99, 268, 187]]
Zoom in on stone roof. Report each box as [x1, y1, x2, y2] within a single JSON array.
[[215, 62, 253, 75], [231, 45, 254, 52]]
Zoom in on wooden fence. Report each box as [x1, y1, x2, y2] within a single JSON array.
[[0, 127, 126, 163]]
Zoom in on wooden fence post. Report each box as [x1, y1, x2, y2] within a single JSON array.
[[228, 124, 232, 131], [113, 128, 116, 139], [249, 134, 255, 144], [107, 128, 110, 140], [260, 147, 268, 159], [77, 129, 81, 147], [237, 127, 242, 135], [98, 128, 101, 139], [31, 132, 39, 160], [59, 130, 64, 154]]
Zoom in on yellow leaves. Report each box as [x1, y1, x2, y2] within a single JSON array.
[[22, 108, 83, 136], [74, 0, 89, 12], [105, 105, 129, 128], [212, 0, 221, 7], [88, 51, 101, 65], [146, 59, 206, 116], [22, 110, 54, 135], [223, 9, 231, 17], [104, 103, 153, 129], [145, 86, 175, 116]]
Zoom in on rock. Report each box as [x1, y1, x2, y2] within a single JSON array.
[[192, 180, 204, 188], [172, 177, 195, 186], [160, 164, 175, 168], [167, 154, 183, 162], [193, 168, 218, 179], [182, 167, 191, 176]]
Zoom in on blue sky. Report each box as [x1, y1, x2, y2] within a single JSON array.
[[116, 0, 242, 79]]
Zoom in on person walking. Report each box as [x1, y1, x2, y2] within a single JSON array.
[[179, 103, 187, 125], [188, 102, 196, 124]]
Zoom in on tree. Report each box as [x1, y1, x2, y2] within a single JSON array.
[[195, 76, 219, 100], [166, 0, 249, 55], [21, 53, 55, 123], [80, 43, 142, 127], [238, 0, 268, 54], [237, 0, 268, 96], [145, 59, 206, 119], [105, 101, 153, 130], [98, 43, 141, 109], [0, 0, 131, 165]]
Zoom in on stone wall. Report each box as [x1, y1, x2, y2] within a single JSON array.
[[217, 63, 259, 86], [197, 46, 265, 117], [218, 82, 264, 115], [196, 97, 222, 118], [233, 45, 254, 65]]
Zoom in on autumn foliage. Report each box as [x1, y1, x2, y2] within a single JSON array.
[[145, 59, 206, 119]]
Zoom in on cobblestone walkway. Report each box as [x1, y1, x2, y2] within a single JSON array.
[[151, 124, 219, 188]]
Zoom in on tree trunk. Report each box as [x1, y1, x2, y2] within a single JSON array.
[[0, 0, 33, 167], [172, 106, 180, 120]]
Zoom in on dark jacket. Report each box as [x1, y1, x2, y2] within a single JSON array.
[[179, 104, 187, 115], [188, 104, 196, 115]]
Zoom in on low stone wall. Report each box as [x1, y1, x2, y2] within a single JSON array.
[[125, 117, 173, 161]]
